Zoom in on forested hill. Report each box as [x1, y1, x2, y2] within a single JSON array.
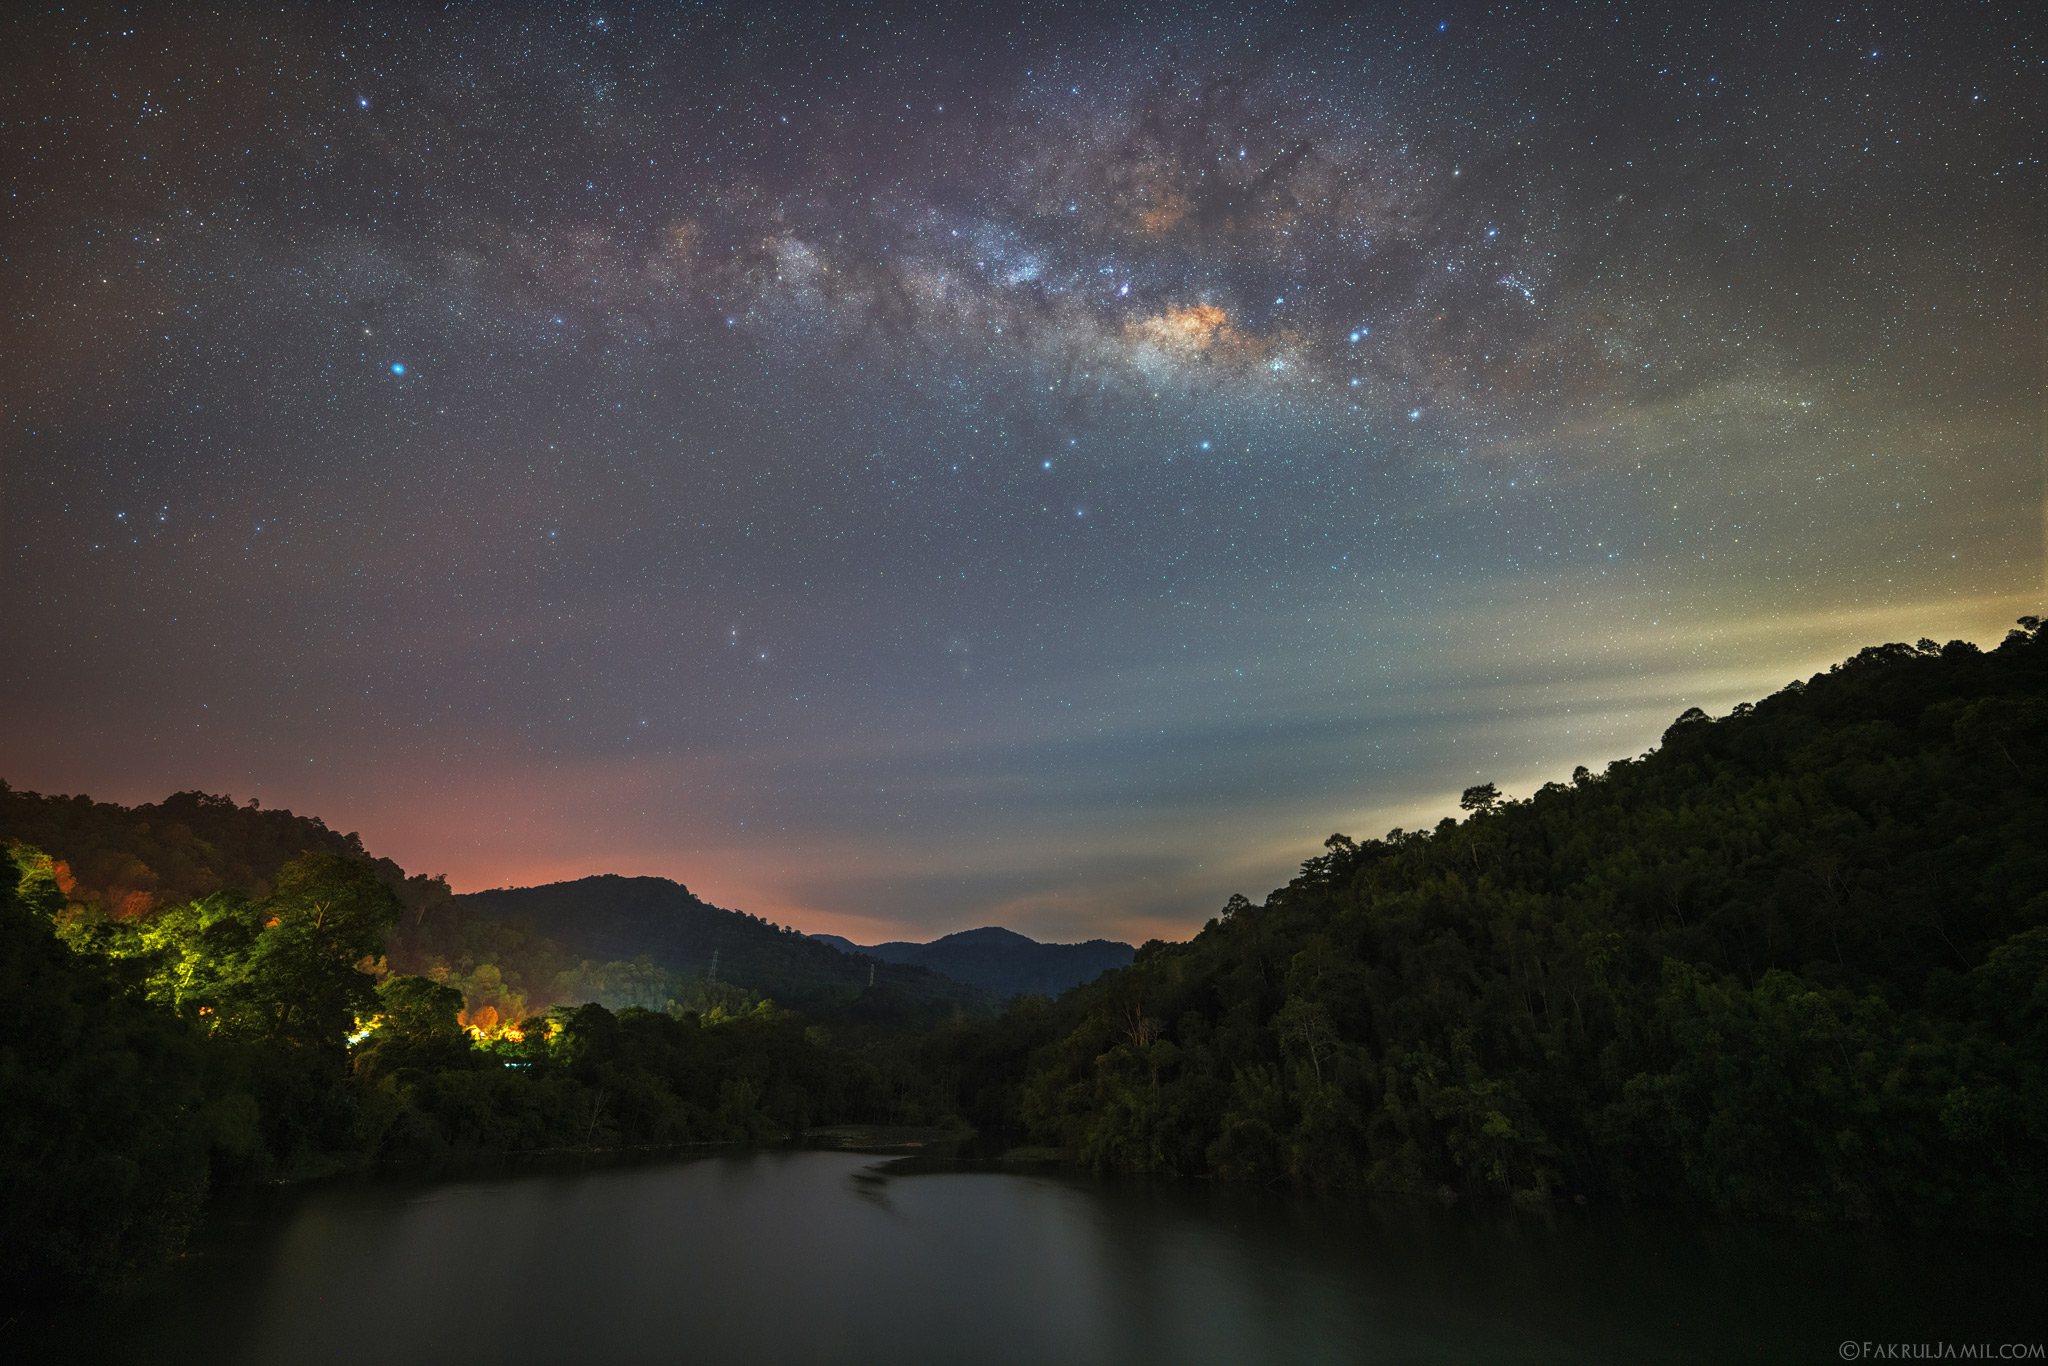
[[0, 789, 991, 1023], [987, 620, 2048, 1231], [459, 876, 991, 1016], [5, 616, 2044, 1270], [0, 787, 373, 916], [811, 926, 1134, 998]]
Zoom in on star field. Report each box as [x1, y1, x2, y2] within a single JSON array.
[[1, 1, 2038, 942]]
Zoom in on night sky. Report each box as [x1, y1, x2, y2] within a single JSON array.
[[1, 2, 2038, 943]]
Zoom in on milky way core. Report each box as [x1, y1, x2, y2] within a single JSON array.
[[1, 3, 2038, 941]]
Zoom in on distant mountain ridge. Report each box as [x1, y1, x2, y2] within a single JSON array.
[[809, 925, 1134, 999], [458, 875, 989, 1015]]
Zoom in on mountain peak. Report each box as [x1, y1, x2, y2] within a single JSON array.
[[809, 925, 1133, 998], [928, 926, 1038, 949]]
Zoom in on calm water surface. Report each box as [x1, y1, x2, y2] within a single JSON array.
[[19, 1149, 2044, 1364]]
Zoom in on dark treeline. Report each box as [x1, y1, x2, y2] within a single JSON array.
[[0, 848, 969, 1294], [453, 875, 990, 1021], [0, 786, 982, 1030], [934, 620, 2048, 1230], [5, 619, 2044, 1293]]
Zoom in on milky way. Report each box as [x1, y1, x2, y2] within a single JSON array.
[[2, 2, 2038, 941]]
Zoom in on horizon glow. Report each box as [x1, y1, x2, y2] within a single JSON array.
[[0, 3, 2038, 944]]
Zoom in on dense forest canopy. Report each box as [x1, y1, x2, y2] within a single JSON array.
[[454, 876, 990, 1019], [0, 837, 969, 1292], [0, 789, 992, 1292], [966, 621, 2047, 1229], [4, 618, 2044, 1294], [0, 787, 372, 915], [0, 787, 986, 1027]]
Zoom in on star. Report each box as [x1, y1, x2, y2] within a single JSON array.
[[1, 0, 2022, 949]]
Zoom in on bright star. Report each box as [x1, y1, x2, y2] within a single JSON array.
[[391, 362, 405, 375]]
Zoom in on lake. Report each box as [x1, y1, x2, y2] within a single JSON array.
[[16, 1147, 2044, 1363]]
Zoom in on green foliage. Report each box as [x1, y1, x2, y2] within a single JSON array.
[[375, 975, 469, 1040], [551, 953, 679, 1013], [378, 876, 826, 1028], [454, 876, 994, 1019], [1, 845, 209, 1289], [378, 889, 585, 1027], [10, 619, 2043, 1300], [0, 849, 975, 1291], [239, 854, 401, 1049], [976, 622, 2048, 1229], [353, 976, 471, 1081], [0, 786, 369, 916], [121, 853, 400, 1051], [0, 789, 987, 1039]]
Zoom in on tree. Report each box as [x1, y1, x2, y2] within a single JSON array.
[[992, 619, 2048, 1228], [136, 890, 263, 1022], [354, 975, 471, 1080], [377, 975, 466, 1041], [1273, 997, 1339, 1084], [1459, 782, 1502, 814], [1, 843, 210, 1288], [230, 854, 400, 1049]]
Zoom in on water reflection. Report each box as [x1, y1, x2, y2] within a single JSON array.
[[21, 1150, 2046, 1365]]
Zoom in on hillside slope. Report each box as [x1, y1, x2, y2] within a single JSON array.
[[988, 621, 2048, 1231], [460, 876, 991, 1016], [0, 790, 834, 1024], [0, 788, 371, 916]]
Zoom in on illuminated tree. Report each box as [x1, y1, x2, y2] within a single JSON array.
[[1, 843, 209, 1287], [231, 854, 400, 1049]]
